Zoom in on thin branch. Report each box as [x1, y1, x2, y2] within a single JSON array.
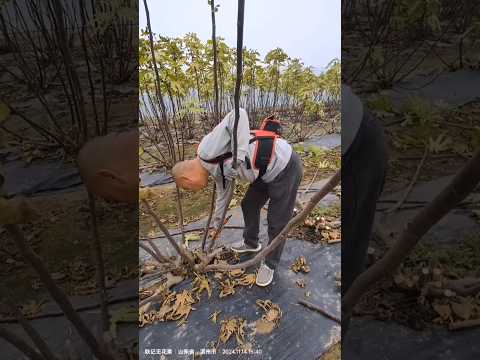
[[87, 192, 109, 332], [141, 199, 196, 267], [139, 242, 175, 266], [4, 293, 59, 360], [202, 183, 217, 251], [298, 299, 341, 324], [5, 224, 113, 360], [0, 326, 44, 360], [388, 145, 428, 213]]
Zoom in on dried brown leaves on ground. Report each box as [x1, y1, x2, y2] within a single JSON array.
[[255, 299, 282, 335], [209, 310, 221, 324], [192, 273, 212, 299], [219, 279, 236, 298], [219, 317, 246, 346], [139, 289, 197, 327], [296, 279, 306, 288], [291, 256, 311, 273]]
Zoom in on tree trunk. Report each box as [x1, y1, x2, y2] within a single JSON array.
[[342, 149, 480, 335], [210, 0, 220, 122]]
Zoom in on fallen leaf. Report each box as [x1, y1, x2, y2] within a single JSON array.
[[296, 279, 305, 288], [451, 300, 474, 320], [291, 256, 311, 273], [229, 268, 245, 278], [0, 197, 38, 224], [209, 310, 221, 324], [255, 319, 276, 335], [433, 303, 452, 321], [219, 279, 236, 298], [236, 273, 256, 288], [219, 318, 238, 343], [192, 274, 212, 299]]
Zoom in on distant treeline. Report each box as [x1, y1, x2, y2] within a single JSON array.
[[139, 32, 340, 124]]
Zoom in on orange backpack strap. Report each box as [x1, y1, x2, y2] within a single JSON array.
[[249, 130, 278, 178]]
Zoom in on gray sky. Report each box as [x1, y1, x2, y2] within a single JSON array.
[[139, 0, 340, 73]]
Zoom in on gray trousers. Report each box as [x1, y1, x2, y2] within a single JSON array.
[[342, 111, 388, 294], [241, 151, 303, 269]]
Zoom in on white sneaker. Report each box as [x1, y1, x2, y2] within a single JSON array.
[[256, 262, 274, 287], [231, 241, 262, 254]]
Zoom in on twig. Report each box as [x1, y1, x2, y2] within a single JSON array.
[[5, 224, 113, 360], [140, 225, 245, 242], [201, 183, 216, 252], [4, 292, 59, 360], [205, 170, 340, 272], [87, 192, 109, 332], [0, 294, 139, 324], [0, 326, 44, 360], [141, 199, 196, 268], [388, 146, 428, 213], [174, 185, 186, 245], [139, 243, 172, 266], [449, 319, 480, 331], [297, 299, 340, 324], [301, 167, 320, 198]]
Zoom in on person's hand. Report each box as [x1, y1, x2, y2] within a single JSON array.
[[223, 160, 242, 181]]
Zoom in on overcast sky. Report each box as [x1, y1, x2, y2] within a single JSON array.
[[139, 0, 341, 73]]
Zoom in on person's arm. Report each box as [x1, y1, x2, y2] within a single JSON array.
[[211, 176, 233, 230]]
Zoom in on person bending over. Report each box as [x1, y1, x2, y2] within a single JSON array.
[[172, 108, 303, 287]]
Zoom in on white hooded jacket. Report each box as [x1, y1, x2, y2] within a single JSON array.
[[197, 108, 292, 229]]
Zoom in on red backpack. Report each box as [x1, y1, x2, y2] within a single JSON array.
[[200, 115, 283, 188]]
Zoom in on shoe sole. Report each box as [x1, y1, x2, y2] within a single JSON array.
[[256, 278, 273, 287], [231, 245, 262, 254]]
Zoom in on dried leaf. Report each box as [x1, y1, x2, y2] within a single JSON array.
[[219, 318, 238, 343], [219, 279, 236, 298], [21, 300, 44, 317], [168, 290, 196, 324], [291, 256, 311, 273], [296, 279, 305, 288], [209, 310, 221, 324], [229, 268, 245, 278], [0, 197, 38, 224], [192, 274, 212, 299], [236, 318, 246, 345], [451, 300, 473, 320], [254, 299, 282, 335], [255, 319, 276, 335], [236, 273, 256, 288], [433, 303, 452, 321]]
